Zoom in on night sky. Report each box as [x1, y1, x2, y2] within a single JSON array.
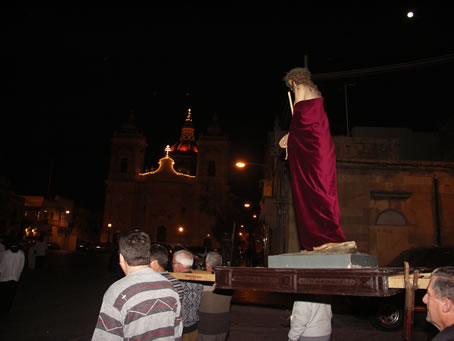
[[1, 6, 453, 211]]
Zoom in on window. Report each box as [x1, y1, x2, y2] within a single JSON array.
[[376, 210, 407, 225]]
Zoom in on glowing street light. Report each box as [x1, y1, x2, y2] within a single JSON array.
[[107, 223, 112, 243], [178, 226, 184, 233], [235, 161, 264, 169]]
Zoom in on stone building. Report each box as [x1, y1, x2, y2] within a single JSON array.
[[262, 123, 454, 266], [21, 195, 77, 249], [101, 110, 232, 247]]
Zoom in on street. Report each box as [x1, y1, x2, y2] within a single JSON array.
[[0, 250, 438, 340]]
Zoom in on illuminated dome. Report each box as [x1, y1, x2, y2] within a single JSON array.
[[170, 108, 198, 153]]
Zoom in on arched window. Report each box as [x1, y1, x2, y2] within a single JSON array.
[[376, 210, 407, 225]]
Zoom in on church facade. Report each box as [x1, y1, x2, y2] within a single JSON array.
[[101, 110, 232, 248]]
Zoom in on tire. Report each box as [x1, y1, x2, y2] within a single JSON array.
[[368, 301, 404, 331]]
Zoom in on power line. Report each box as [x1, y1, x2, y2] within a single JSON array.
[[313, 54, 454, 81]]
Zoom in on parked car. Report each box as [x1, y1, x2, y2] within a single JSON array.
[[47, 242, 61, 250], [77, 240, 94, 251], [355, 246, 454, 331], [93, 242, 111, 253]]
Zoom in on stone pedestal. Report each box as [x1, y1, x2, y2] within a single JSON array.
[[268, 253, 377, 269]]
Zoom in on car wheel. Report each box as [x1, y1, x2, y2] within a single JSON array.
[[368, 302, 404, 331]]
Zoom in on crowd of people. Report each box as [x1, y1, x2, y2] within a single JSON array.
[[92, 229, 233, 341]]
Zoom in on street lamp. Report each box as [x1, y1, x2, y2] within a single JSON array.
[[235, 161, 265, 169], [177, 226, 184, 244], [107, 223, 112, 242]]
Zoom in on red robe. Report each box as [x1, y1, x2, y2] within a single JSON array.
[[288, 97, 346, 250]]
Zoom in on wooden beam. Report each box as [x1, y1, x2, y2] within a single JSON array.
[[388, 272, 431, 289], [169, 271, 215, 282]]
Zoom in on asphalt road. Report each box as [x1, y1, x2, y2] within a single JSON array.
[[0, 250, 438, 341]]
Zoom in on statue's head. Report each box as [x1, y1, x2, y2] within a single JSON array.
[[283, 67, 316, 89]]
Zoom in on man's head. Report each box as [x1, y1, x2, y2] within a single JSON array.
[[423, 266, 454, 331], [172, 249, 193, 272], [150, 243, 170, 272], [118, 230, 151, 274], [205, 251, 222, 272]]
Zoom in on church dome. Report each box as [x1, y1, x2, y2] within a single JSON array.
[[170, 108, 198, 153]]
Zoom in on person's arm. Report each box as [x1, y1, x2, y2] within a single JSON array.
[[288, 301, 313, 341], [92, 293, 124, 341]]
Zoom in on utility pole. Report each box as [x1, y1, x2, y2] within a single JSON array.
[[344, 83, 350, 137]]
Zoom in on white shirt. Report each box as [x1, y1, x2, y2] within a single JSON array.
[[0, 249, 25, 282], [288, 301, 332, 340]]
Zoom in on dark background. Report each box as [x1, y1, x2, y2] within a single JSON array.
[[1, 5, 453, 210]]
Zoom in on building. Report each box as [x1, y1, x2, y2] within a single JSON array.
[[262, 123, 454, 266], [21, 195, 76, 249], [101, 109, 233, 248]]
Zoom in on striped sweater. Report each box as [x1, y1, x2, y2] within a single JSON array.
[[92, 267, 182, 341], [160, 271, 184, 305]]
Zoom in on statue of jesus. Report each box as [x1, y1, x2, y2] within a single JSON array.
[[283, 67, 347, 251]]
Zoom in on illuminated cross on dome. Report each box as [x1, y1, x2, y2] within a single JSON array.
[[165, 145, 171, 156]]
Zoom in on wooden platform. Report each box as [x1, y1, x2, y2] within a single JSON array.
[[213, 266, 431, 297]]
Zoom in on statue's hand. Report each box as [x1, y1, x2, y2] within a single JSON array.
[[278, 133, 289, 160], [279, 133, 288, 149]]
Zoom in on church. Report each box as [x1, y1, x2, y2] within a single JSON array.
[[101, 109, 233, 248]]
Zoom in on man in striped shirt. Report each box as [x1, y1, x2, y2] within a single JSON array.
[[150, 243, 184, 304], [92, 230, 183, 340]]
